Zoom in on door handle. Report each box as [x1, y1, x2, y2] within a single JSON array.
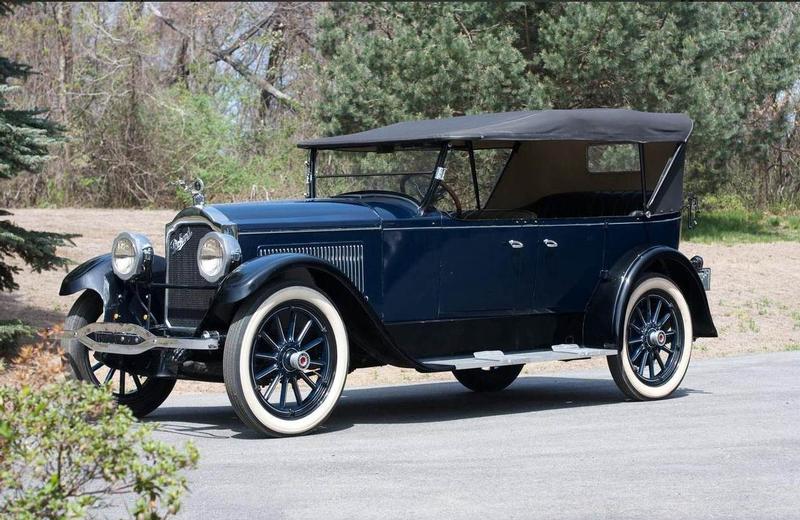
[[508, 240, 524, 249], [543, 239, 558, 248]]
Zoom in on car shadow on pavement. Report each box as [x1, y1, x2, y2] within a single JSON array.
[[327, 375, 695, 428], [148, 375, 700, 440], [147, 405, 251, 439]]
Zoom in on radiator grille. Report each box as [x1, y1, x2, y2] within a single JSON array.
[[258, 243, 365, 292], [165, 223, 216, 328]]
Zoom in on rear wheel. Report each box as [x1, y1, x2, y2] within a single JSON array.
[[223, 284, 349, 437], [453, 364, 523, 392], [607, 275, 693, 400], [62, 291, 176, 417]]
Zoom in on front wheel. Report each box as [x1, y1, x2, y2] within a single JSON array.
[[62, 291, 176, 417], [223, 284, 349, 437], [608, 275, 693, 400]]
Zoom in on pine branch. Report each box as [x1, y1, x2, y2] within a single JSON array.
[[0, 220, 78, 292]]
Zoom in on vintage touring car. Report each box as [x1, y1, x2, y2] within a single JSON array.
[[61, 109, 716, 436]]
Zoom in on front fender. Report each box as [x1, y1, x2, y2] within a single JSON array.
[[59, 254, 119, 307], [201, 253, 445, 372], [208, 253, 339, 309], [201, 253, 359, 329], [583, 246, 717, 349], [60, 254, 166, 320]]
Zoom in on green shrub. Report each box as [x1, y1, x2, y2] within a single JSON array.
[[698, 193, 749, 213], [143, 86, 306, 205], [0, 320, 36, 354], [683, 208, 800, 243], [0, 382, 198, 519]]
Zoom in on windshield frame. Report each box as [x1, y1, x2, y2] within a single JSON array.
[[307, 143, 452, 214]]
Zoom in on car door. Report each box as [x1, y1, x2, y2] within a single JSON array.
[[532, 219, 605, 312], [438, 216, 533, 317]]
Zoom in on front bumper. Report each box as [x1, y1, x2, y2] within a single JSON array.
[[59, 322, 219, 355]]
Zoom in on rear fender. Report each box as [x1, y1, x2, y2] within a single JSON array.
[[584, 246, 717, 349], [202, 254, 443, 372]]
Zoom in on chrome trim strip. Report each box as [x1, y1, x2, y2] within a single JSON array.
[[258, 242, 365, 292], [59, 323, 219, 355], [389, 224, 522, 231], [538, 215, 681, 227], [166, 206, 237, 236], [165, 216, 221, 242], [240, 214, 680, 236], [387, 216, 680, 232], [201, 206, 237, 229], [238, 227, 379, 235]]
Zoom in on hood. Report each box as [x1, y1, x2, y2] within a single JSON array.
[[205, 199, 382, 233]]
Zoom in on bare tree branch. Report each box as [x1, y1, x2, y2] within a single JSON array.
[[216, 12, 276, 60], [146, 3, 298, 110]]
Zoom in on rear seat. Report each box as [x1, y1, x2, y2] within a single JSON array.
[[526, 191, 646, 218]]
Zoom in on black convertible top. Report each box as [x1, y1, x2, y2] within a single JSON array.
[[298, 109, 693, 150]]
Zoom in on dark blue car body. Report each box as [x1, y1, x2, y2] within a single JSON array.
[[61, 109, 717, 381]]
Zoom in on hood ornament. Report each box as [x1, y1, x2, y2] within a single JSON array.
[[176, 177, 206, 207]]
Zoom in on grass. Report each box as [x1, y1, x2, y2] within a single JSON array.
[[751, 298, 773, 316], [735, 310, 760, 333], [683, 209, 800, 244]]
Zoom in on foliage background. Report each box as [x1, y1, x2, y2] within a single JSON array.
[[1, 2, 800, 209]]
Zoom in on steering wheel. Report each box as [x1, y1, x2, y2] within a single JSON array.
[[437, 181, 463, 218], [399, 175, 462, 217]]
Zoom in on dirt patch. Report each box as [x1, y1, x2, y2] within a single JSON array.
[[2, 208, 799, 392]]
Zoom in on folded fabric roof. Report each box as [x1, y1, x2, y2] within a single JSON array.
[[298, 108, 693, 150]]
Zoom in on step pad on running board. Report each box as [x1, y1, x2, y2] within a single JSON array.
[[420, 344, 618, 371]]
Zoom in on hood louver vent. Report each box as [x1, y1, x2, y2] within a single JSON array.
[[257, 243, 365, 292]]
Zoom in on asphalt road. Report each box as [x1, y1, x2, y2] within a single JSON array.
[[148, 352, 800, 520]]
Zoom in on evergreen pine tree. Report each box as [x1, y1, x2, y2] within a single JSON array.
[[0, 3, 75, 320]]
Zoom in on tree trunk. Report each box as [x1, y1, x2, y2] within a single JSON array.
[[259, 19, 287, 122], [173, 36, 190, 86], [52, 3, 73, 202], [53, 3, 73, 126]]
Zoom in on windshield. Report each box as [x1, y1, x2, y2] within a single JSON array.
[[315, 149, 440, 202]]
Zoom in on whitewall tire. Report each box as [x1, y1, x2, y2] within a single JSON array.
[[608, 275, 693, 400], [223, 284, 349, 437]]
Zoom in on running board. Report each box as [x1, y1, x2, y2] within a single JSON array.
[[420, 344, 618, 371]]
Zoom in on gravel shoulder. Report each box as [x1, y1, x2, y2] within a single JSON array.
[[2, 208, 798, 392]]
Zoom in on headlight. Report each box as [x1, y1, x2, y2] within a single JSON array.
[[111, 232, 153, 280], [197, 232, 241, 283]]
